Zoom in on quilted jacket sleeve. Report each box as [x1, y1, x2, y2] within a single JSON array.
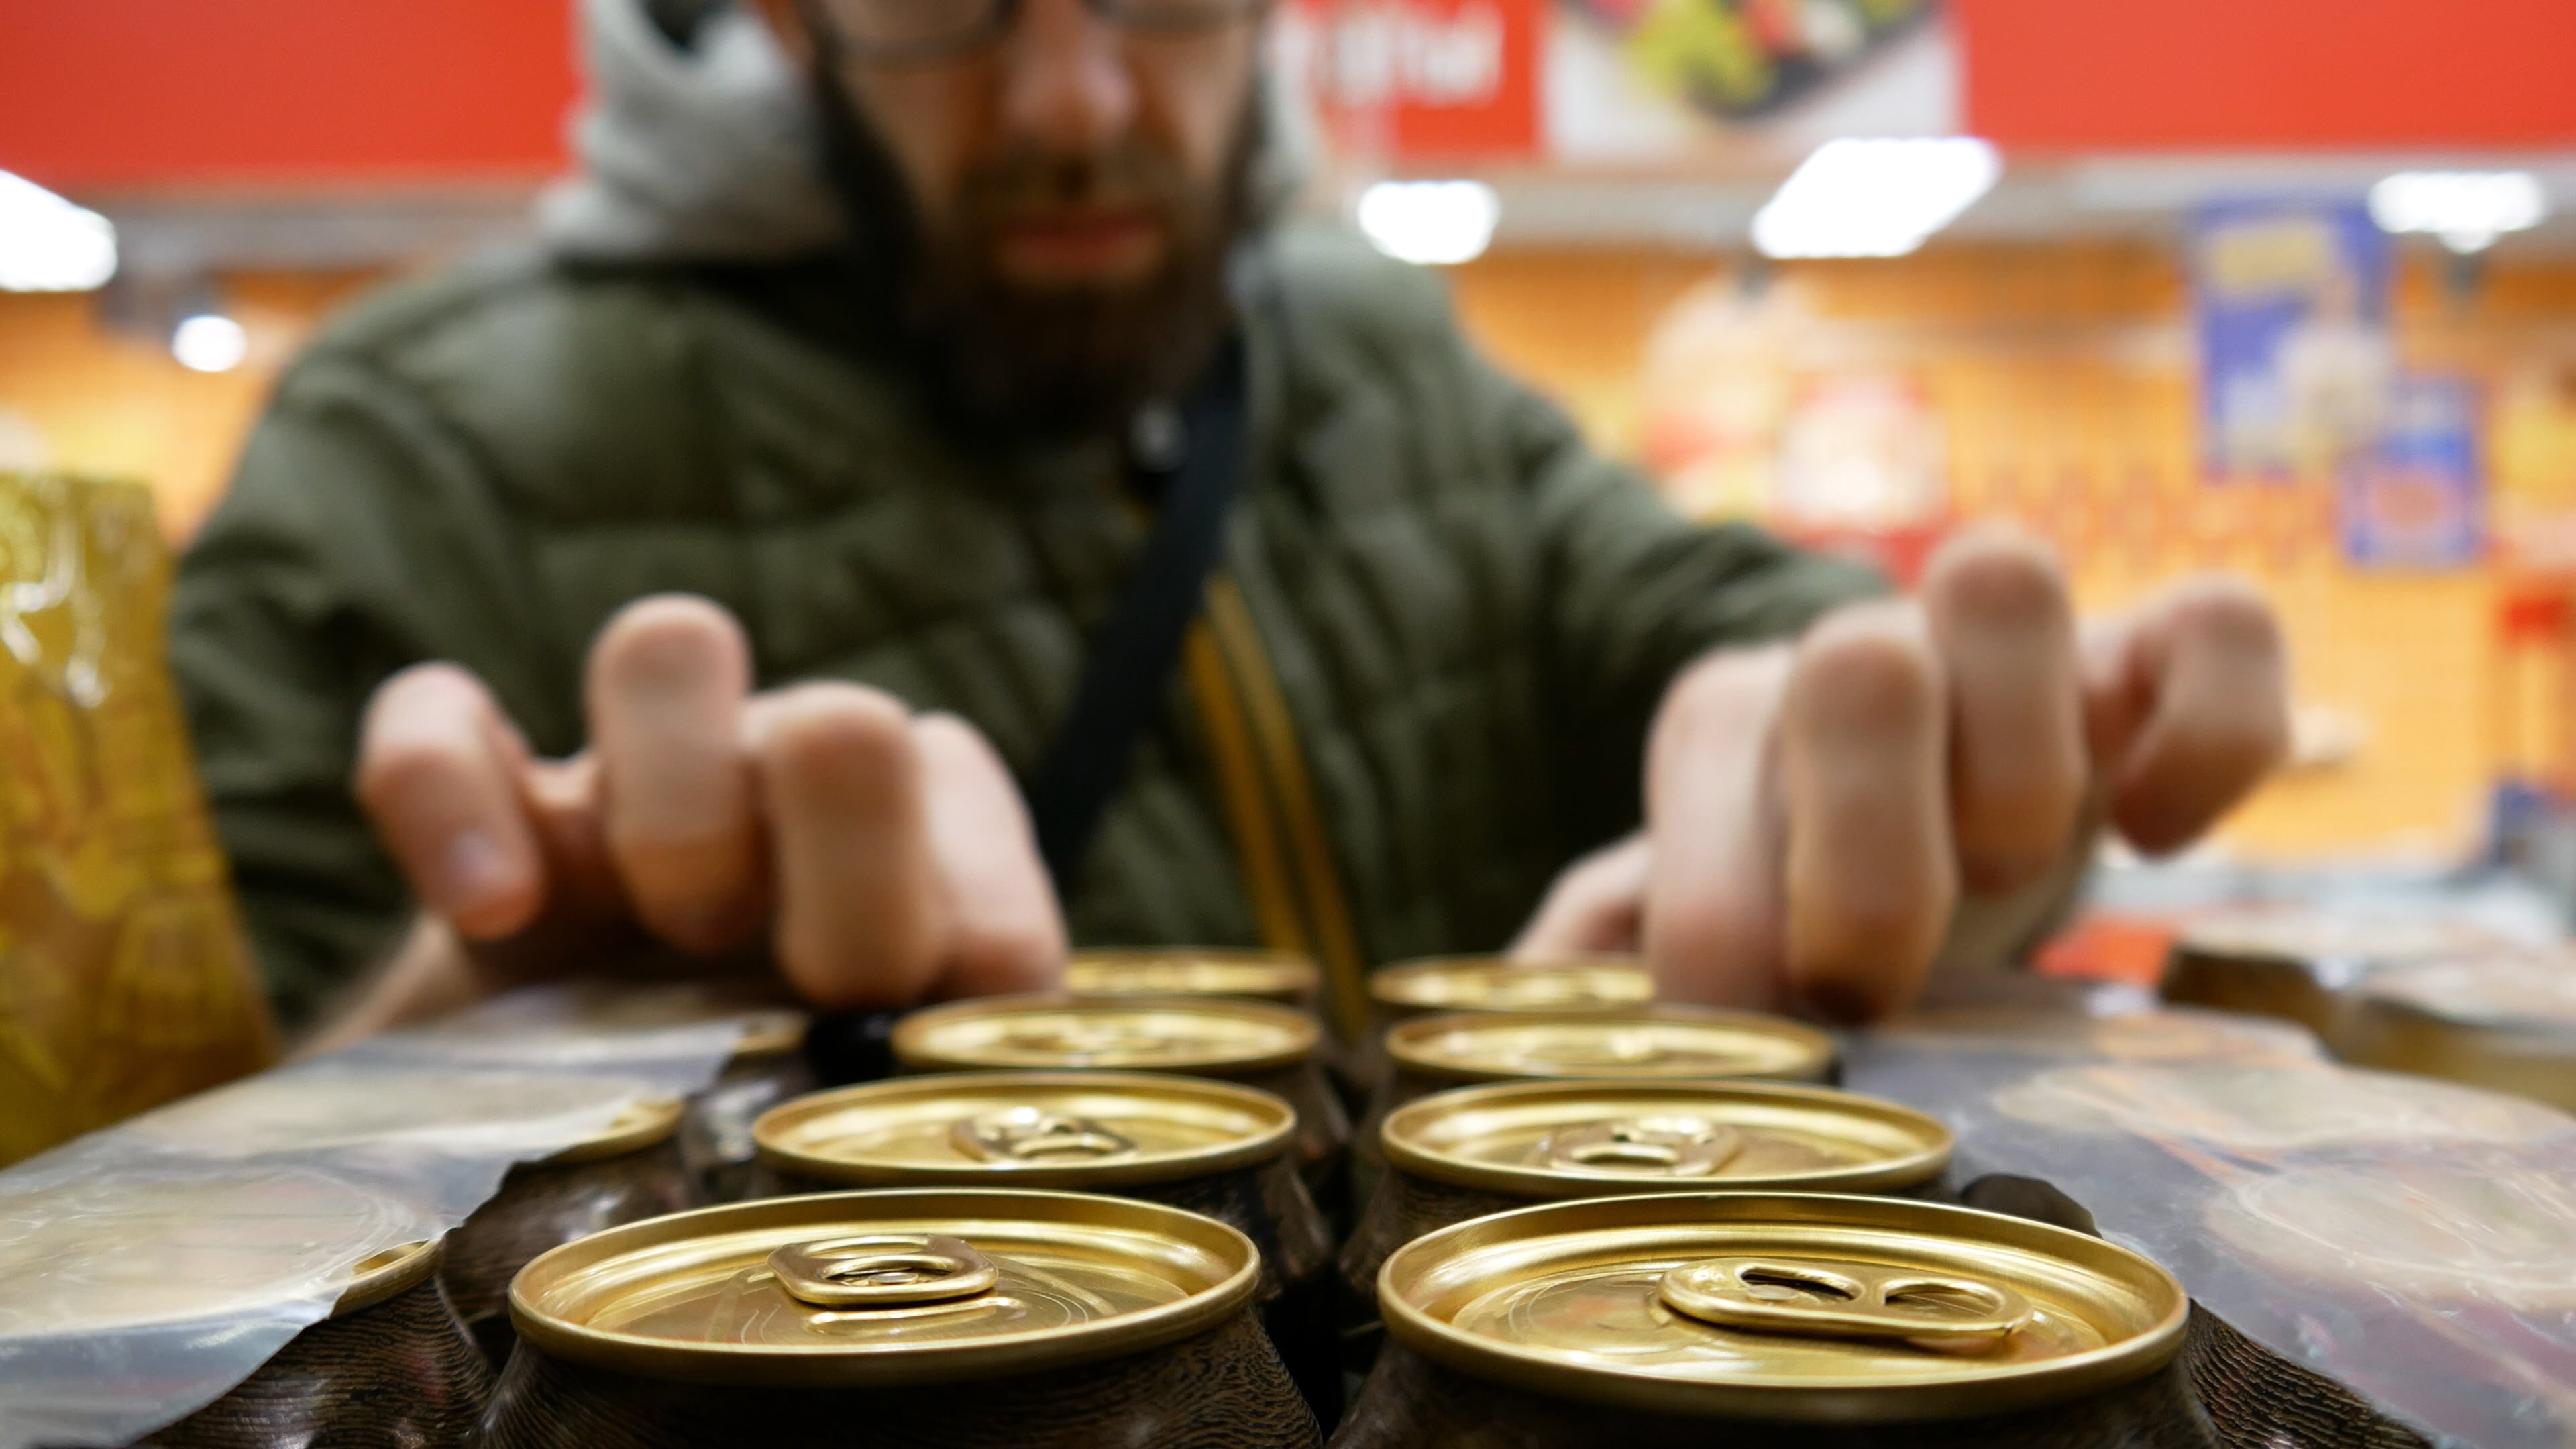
[[1486, 353, 1888, 849], [168, 350, 568, 1034]]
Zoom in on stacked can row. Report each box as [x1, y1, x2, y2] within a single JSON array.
[[107, 953, 2202, 1448]]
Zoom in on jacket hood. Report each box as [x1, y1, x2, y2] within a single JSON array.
[[540, 0, 1313, 264]]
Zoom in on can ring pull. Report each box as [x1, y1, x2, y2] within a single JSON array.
[[953, 1108, 1140, 1163], [999, 1024, 1167, 1062], [1658, 1257, 2032, 1346], [769, 1234, 1001, 1308], [1534, 1119, 1744, 1177], [1505, 1029, 1670, 1071]]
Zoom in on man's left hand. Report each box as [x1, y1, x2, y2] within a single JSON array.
[[1514, 527, 2289, 1022]]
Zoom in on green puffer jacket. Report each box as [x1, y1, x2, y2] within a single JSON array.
[[170, 225, 1879, 1035]]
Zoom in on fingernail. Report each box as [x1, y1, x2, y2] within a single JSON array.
[[437, 829, 515, 916]]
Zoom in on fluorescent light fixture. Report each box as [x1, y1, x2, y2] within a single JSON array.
[[1357, 180, 1502, 266], [172, 315, 249, 374], [1752, 137, 2001, 260], [0, 171, 118, 292], [2369, 170, 2546, 254]]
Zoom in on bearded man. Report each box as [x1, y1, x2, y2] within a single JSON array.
[[170, 0, 2287, 1043]]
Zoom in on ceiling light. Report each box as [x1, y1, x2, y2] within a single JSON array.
[[172, 315, 250, 374], [1357, 180, 1503, 266], [1752, 138, 2001, 260], [0, 171, 118, 292], [2369, 171, 2546, 254]]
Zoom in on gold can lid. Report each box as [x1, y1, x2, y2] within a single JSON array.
[[1064, 949, 1320, 1005], [1379, 1192, 2186, 1423], [1880, 1007, 2324, 1065], [544, 1095, 686, 1163], [1388, 1008, 1835, 1086], [1371, 955, 1654, 1014], [755, 1072, 1295, 1189], [894, 994, 1318, 1076], [333, 1238, 445, 1315], [2355, 957, 2576, 1031], [511, 1189, 1260, 1385], [0, 1168, 445, 1336], [1384, 1081, 1949, 1198], [2176, 908, 2503, 969], [120, 1069, 675, 1160]]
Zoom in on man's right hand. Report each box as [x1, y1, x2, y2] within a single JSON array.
[[352, 595, 1066, 1017]]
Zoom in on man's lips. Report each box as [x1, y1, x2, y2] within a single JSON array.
[[989, 208, 1169, 284]]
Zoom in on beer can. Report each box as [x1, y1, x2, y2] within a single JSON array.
[[753, 1071, 1342, 1425], [2328, 956, 2576, 1114], [138, 1238, 492, 1448], [1066, 949, 1324, 1009], [1357, 1006, 1838, 1177], [2159, 909, 2503, 1037], [1357, 955, 1654, 1094], [0, 1168, 490, 1448], [480, 1188, 1322, 1448], [1335, 1192, 2205, 1448], [686, 1008, 818, 1201], [894, 994, 1351, 1204], [442, 1096, 700, 1366], [1339, 1079, 1951, 1325]]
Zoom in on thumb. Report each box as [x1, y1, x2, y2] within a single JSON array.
[[1642, 646, 1794, 1010]]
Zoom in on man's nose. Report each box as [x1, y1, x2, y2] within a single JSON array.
[[1000, 0, 1138, 158]]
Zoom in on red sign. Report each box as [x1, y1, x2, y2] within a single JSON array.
[[1287, 0, 1544, 162], [1957, 0, 2576, 150]]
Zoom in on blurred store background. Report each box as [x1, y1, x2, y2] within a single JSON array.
[[5, 0, 2576, 967]]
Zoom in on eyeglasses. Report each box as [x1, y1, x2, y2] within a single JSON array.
[[808, 0, 1272, 66]]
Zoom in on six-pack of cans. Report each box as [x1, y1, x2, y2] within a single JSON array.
[[11, 951, 2468, 1448]]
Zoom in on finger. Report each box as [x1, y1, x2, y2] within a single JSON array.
[[754, 683, 947, 1009], [588, 596, 763, 953], [1777, 604, 1955, 1022], [1921, 527, 2086, 893], [2096, 577, 2290, 853], [354, 663, 545, 940], [1642, 647, 1794, 1010], [1512, 834, 1651, 960], [914, 714, 1067, 998]]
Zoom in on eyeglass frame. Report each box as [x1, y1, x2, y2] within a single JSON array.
[[800, 0, 1277, 68]]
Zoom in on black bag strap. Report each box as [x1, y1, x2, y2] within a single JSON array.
[[1024, 335, 1252, 892]]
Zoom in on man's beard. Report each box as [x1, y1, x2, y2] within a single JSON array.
[[810, 61, 1261, 445]]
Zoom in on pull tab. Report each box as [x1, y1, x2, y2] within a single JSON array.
[[1485, 971, 1591, 1008], [1533, 1118, 1744, 1177], [1511, 1028, 1668, 1071], [952, 1108, 1139, 1163], [1658, 1257, 2032, 1346], [999, 1024, 1167, 1063], [769, 1234, 1001, 1308]]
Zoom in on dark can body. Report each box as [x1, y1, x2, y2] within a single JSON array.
[[1352, 1008, 1840, 1208], [1248, 1059, 1351, 1209], [2158, 944, 2346, 1036], [133, 1240, 491, 1449], [1330, 1333, 2217, 1449], [1338, 1080, 1950, 1373], [683, 1038, 819, 1202], [484, 1308, 1315, 1449], [483, 1188, 1320, 1449], [755, 1073, 1342, 1427], [441, 1107, 699, 1365], [1340, 1191, 2209, 1449], [892, 996, 1352, 1211], [771, 1152, 1341, 1425]]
